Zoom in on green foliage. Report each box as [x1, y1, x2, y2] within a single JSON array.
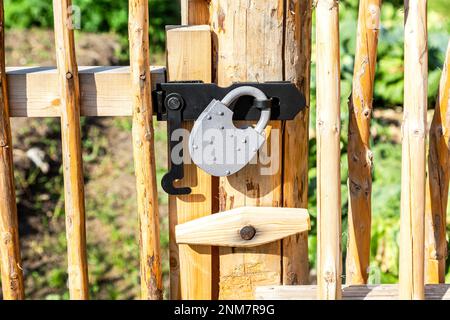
[[4, 0, 180, 52]]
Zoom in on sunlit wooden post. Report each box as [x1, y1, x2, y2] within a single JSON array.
[[316, 0, 342, 300], [346, 0, 382, 285], [53, 0, 89, 299], [0, 0, 25, 300], [129, 0, 163, 300], [425, 40, 450, 284], [399, 0, 428, 300]]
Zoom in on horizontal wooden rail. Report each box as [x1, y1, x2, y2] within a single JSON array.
[[256, 285, 450, 300], [6, 66, 165, 117]]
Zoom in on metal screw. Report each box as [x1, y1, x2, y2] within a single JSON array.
[[207, 115, 212, 120], [192, 145, 198, 150], [240, 226, 256, 241], [218, 111, 224, 116], [242, 139, 247, 144], [225, 170, 231, 175], [167, 96, 182, 110]]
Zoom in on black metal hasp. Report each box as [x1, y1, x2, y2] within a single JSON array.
[[151, 82, 307, 195]]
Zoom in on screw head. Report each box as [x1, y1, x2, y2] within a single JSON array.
[[240, 226, 256, 241], [225, 170, 231, 175], [167, 96, 182, 110]]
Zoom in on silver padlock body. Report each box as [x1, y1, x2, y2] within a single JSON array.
[[189, 100, 266, 177]]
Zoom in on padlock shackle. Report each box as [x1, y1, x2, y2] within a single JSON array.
[[221, 86, 271, 135]]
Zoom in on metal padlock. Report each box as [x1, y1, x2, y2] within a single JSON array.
[[189, 86, 271, 177]]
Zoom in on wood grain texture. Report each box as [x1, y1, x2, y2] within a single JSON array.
[[346, 0, 382, 285], [255, 284, 450, 300], [176, 207, 310, 247], [316, 0, 342, 300], [7, 66, 165, 118], [181, 0, 210, 25], [210, 0, 284, 300], [129, 0, 163, 300], [53, 0, 89, 300], [425, 40, 450, 284], [399, 0, 427, 300], [166, 25, 217, 300], [282, 0, 313, 286], [0, 1, 24, 300]]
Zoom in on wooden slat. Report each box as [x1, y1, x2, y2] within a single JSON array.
[[129, 0, 163, 300], [316, 0, 342, 300], [52, 0, 89, 299], [176, 207, 310, 248], [425, 40, 450, 284], [0, 1, 24, 300], [346, 0, 381, 285], [167, 25, 217, 300], [210, 0, 284, 300], [256, 284, 450, 300], [282, 0, 313, 286], [7, 66, 165, 117], [400, 0, 427, 300]]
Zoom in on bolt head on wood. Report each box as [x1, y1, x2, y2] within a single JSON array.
[[240, 225, 256, 241]]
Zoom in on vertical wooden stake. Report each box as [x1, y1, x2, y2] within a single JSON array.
[[283, 0, 313, 285], [0, 0, 25, 300], [399, 0, 427, 300], [53, 0, 89, 300], [129, 0, 163, 300], [425, 40, 449, 284], [167, 25, 216, 300], [346, 0, 382, 285], [316, 0, 342, 300]]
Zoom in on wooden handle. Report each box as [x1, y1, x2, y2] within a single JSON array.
[[176, 207, 310, 248]]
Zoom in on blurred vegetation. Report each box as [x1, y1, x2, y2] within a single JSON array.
[[1, 0, 450, 299], [4, 0, 180, 61]]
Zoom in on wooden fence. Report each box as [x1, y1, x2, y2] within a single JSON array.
[[0, 0, 449, 300]]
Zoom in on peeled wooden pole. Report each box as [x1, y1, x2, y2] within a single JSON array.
[[0, 1, 24, 300], [53, 0, 89, 299], [346, 0, 382, 285], [129, 0, 163, 300], [282, 0, 313, 285], [399, 0, 428, 300], [425, 40, 450, 284], [316, 0, 342, 300]]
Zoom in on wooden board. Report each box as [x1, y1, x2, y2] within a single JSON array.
[[176, 207, 310, 248], [166, 25, 218, 300], [256, 284, 450, 300], [210, 0, 284, 300], [6, 66, 165, 117]]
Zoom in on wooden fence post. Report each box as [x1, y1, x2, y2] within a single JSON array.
[[168, 1, 215, 300], [399, 0, 427, 300], [129, 0, 163, 300], [167, 25, 217, 300], [211, 0, 283, 300], [282, 0, 313, 286], [316, 0, 342, 300], [0, 0, 25, 300], [346, 0, 382, 285], [53, 0, 89, 299], [425, 40, 450, 284]]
